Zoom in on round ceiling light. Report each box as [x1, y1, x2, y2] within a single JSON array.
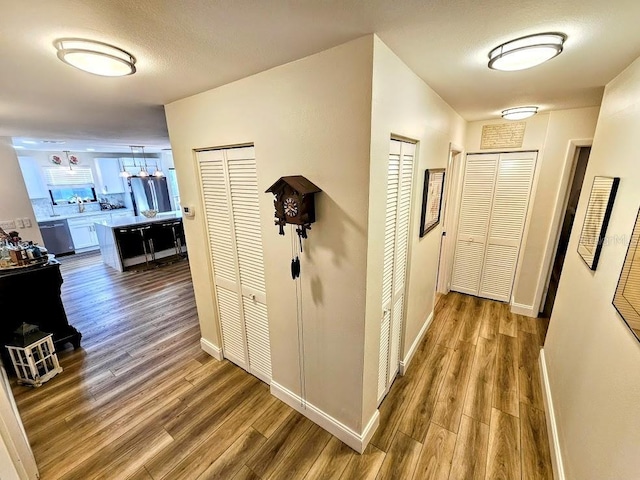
[[55, 39, 136, 77], [488, 33, 566, 71], [502, 106, 538, 120]]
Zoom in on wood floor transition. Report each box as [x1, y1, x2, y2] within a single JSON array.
[[10, 252, 553, 479]]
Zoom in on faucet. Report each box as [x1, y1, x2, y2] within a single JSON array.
[[75, 195, 85, 213]]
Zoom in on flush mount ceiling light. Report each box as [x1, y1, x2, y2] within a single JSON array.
[[502, 106, 539, 120], [488, 33, 566, 71], [55, 38, 136, 77]]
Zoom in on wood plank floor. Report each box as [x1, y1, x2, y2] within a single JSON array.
[[10, 253, 553, 479]]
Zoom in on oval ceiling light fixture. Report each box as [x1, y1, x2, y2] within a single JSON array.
[[55, 38, 136, 77], [502, 106, 539, 120], [488, 33, 566, 71]]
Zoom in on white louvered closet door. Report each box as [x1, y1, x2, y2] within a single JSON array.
[[450, 154, 499, 295], [198, 146, 271, 384], [378, 139, 415, 404], [451, 152, 537, 303], [479, 152, 536, 301]]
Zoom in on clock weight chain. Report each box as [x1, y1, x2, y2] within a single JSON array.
[[290, 225, 307, 407]]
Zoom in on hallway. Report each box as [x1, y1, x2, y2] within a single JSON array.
[[10, 254, 552, 479], [369, 292, 552, 479]]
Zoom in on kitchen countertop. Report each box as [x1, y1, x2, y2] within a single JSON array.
[[94, 211, 183, 229], [37, 209, 133, 222]]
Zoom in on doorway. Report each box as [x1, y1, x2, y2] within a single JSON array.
[[542, 146, 591, 317], [436, 146, 463, 295]]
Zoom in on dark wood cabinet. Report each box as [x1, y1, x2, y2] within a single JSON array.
[[0, 262, 81, 368]]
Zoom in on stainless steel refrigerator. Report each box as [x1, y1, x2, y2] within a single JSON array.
[[129, 177, 172, 215]]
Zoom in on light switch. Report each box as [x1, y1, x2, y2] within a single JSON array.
[[23, 218, 32, 228], [0, 220, 16, 230], [15, 219, 24, 228]]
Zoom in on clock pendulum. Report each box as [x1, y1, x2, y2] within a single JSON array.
[[266, 176, 321, 408]]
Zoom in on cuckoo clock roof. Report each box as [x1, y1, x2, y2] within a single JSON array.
[[265, 175, 321, 195]]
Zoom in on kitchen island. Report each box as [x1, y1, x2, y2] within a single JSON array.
[[94, 212, 186, 272]]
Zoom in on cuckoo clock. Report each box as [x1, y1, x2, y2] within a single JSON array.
[[266, 175, 321, 238], [266, 175, 321, 279]]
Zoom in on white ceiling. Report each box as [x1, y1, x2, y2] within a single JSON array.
[[2, 0, 640, 148]]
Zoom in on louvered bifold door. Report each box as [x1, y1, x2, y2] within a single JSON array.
[[198, 150, 248, 370], [226, 147, 271, 383], [378, 139, 415, 405], [198, 147, 271, 384], [450, 154, 499, 295], [479, 152, 537, 302], [389, 142, 415, 382], [378, 141, 400, 402]]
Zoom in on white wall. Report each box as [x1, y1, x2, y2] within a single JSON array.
[[465, 107, 600, 314], [362, 37, 466, 425], [165, 36, 374, 433], [544, 55, 640, 480], [0, 138, 42, 245]]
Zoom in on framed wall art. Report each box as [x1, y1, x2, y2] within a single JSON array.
[[577, 176, 620, 270], [613, 208, 640, 341], [419, 168, 445, 237]]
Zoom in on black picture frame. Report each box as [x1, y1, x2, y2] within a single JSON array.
[[577, 176, 620, 270], [419, 168, 446, 238], [613, 207, 640, 342]]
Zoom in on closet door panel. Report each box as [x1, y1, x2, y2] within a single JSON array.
[[378, 310, 390, 401], [379, 141, 401, 402], [243, 297, 271, 383], [479, 153, 536, 302], [227, 148, 271, 382], [200, 157, 237, 285], [451, 154, 499, 295], [451, 241, 486, 295], [216, 286, 246, 367]]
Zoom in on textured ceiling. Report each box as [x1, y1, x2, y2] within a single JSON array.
[[1, 0, 640, 148]]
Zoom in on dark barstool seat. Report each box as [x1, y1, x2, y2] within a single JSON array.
[[117, 224, 153, 265], [159, 220, 185, 257]]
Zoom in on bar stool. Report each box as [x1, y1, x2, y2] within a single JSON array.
[[117, 224, 153, 266], [160, 221, 185, 257]]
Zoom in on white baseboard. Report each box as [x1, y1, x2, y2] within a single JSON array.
[[399, 311, 434, 375], [270, 381, 379, 454], [510, 302, 538, 318], [200, 337, 223, 361], [539, 348, 565, 480]]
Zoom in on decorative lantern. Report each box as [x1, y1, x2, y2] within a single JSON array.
[[5, 323, 62, 387]]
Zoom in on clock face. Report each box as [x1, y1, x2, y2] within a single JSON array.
[[283, 197, 299, 217]]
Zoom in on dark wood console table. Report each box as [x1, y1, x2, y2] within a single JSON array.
[[0, 261, 81, 367]]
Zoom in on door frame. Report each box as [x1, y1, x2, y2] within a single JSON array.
[[531, 139, 593, 316], [436, 142, 465, 294], [0, 365, 38, 479]]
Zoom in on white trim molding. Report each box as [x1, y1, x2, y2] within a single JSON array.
[[510, 302, 538, 318], [531, 138, 593, 315], [200, 337, 223, 361], [539, 348, 565, 480], [270, 381, 379, 454], [400, 311, 434, 375]]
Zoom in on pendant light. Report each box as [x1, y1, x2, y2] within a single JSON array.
[[138, 146, 149, 177], [119, 157, 131, 178], [152, 162, 165, 177], [488, 33, 566, 71], [502, 106, 538, 120]]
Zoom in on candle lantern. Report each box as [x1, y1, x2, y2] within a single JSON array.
[[5, 323, 62, 387]]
